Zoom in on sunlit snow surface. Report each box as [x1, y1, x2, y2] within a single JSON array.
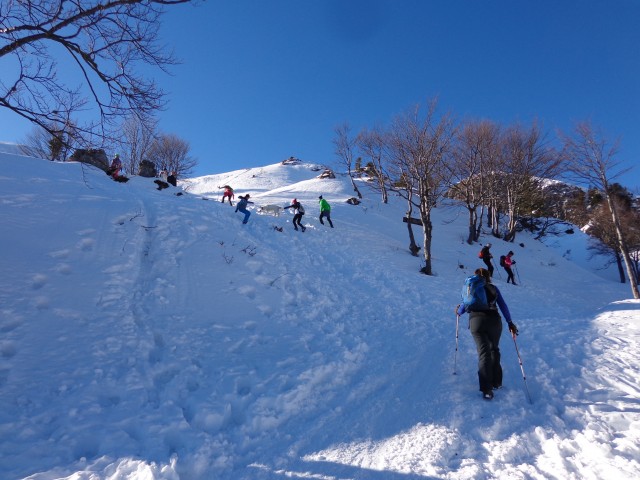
[[1, 151, 638, 479]]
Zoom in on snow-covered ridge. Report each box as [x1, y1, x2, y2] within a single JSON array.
[[180, 161, 336, 200]]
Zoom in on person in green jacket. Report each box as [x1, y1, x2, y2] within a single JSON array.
[[318, 195, 334, 228]]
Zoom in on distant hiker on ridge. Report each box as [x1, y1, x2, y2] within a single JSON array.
[[479, 243, 494, 277], [235, 194, 254, 224], [107, 154, 122, 179], [221, 185, 234, 206], [284, 198, 306, 232], [318, 195, 334, 228], [456, 268, 518, 400]]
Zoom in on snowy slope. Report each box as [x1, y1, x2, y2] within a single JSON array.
[[0, 153, 639, 480]]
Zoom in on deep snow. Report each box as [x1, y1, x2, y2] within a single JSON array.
[[0, 151, 638, 480]]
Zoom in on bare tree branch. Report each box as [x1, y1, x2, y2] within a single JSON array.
[[0, 0, 195, 147]]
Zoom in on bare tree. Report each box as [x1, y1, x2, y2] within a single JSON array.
[[357, 126, 389, 203], [586, 196, 640, 283], [448, 119, 501, 244], [119, 116, 158, 175], [500, 122, 561, 242], [148, 133, 197, 178], [0, 0, 192, 146], [560, 121, 639, 299], [333, 123, 363, 199], [388, 100, 456, 275], [20, 122, 77, 160]]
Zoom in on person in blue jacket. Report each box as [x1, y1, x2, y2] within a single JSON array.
[[456, 268, 518, 400], [235, 194, 254, 224]]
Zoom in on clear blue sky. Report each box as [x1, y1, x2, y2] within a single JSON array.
[[2, 0, 639, 190]]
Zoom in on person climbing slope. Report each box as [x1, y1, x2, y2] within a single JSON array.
[[235, 194, 254, 224], [284, 198, 306, 232], [456, 268, 518, 400]]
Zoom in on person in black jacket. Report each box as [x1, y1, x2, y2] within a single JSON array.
[[284, 198, 306, 232], [479, 243, 494, 277], [456, 268, 518, 400]]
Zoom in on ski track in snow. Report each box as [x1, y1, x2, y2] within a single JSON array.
[[0, 156, 639, 479]]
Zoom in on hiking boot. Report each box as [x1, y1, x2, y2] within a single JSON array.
[[482, 391, 494, 400]]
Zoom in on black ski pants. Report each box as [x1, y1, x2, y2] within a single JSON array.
[[319, 211, 333, 228], [469, 312, 503, 394], [482, 257, 494, 276], [505, 266, 516, 284], [293, 213, 305, 231]]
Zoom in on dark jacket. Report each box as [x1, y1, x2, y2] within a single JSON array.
[[236, 196, 253, 211]]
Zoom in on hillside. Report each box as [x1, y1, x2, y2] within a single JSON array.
[[0, 152, 639, 480]]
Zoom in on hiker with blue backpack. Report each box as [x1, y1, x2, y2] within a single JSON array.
[[456, 268, 518, 400]]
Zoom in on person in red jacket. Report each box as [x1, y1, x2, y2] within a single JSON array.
[[107, 154, 122, 178], [221, 185, 234, 205], [503, 251, 517, 285]]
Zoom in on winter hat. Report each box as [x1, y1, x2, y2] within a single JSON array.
[[319, 195, 323, 199], [292, 198, 297, 204], [246, 194, 250, 198], [508, 250, 514, 255], [486, 243, 492, 247]]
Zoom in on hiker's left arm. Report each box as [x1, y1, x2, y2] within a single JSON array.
[[495, 289, 512, 323]]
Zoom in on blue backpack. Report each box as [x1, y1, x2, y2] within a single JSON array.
[[461, 274, 489, 311]]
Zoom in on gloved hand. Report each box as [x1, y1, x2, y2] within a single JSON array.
[[508, 322, 519, 336], [455, 304, 461, 316], [512, 261, 516, 264]]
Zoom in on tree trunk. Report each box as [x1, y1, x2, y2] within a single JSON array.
[[406, 197, 420, 256], [407, 222, 420, 256], [491, 205, 501, 238], [420, 214, 433, 275], [607, 196, 640, 298], [467, 206, 478, 245], [348, 170, 363, 199], [615, 251, 626, 284], [474, 205, 485, 242], [419, 200, 433, 275]]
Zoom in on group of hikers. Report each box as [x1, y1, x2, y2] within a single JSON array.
[[479, 243, 518, 285], [105, 168, 523, 403], [220, 185, 334, 230], [106, 154, 177, 186], [455, 242, 528, 402]]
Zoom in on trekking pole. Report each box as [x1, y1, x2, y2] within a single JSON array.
[[453, 314, 460, 375], [511, 331, 533, 404], [492, 259, 502, 279], [515, 265, 522, 285]]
